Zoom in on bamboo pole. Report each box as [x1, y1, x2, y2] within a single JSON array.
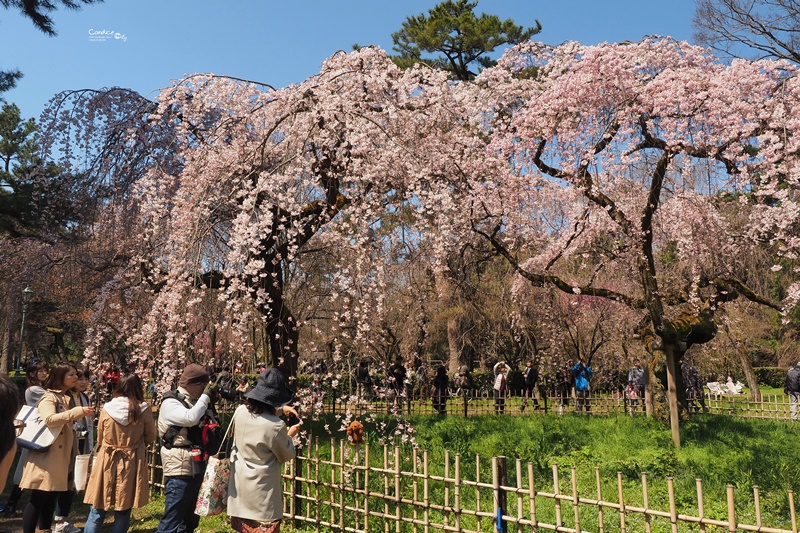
[[493, 457, 507, 533], [455, 454, 462, 533], [365, 443, 371, 533], [394, 446, 401, 533], [476, 454, 482, 532], [755, 485, 762, 529], [696, 478, 705, 533], [789, 490, 797, 533], [668, 477, 678, 533], [596, 467, 604, 533], [331, 439, 337, 528], [516, 459, 523, 533], [423, 450, 430, 533], [445, 450, 451, 528], [384, 444, 390, 533], [571, 467, 581, 533], [617, 471, 626, 533], [529, 463, 537, 529], [315, 438, 321, 533], [554, 465, 563, 529], [642, 472, 651, 533], [339, 443, 345, 532], [726, 484, 736, 532], [412, 448, 419, 533]]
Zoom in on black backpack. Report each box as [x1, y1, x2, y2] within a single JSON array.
[[160, 391, 224, 459]]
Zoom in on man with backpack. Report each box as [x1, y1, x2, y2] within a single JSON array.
[[156, 364, 220, 533]]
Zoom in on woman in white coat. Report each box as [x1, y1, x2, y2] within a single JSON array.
[[227, 369, 301, 533]]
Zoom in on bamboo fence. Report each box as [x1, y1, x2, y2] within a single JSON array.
[[146, 439, 799, 533], [312, 388, 799, 421]]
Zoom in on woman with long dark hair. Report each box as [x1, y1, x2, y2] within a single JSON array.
[[19, 361, 95, 533], [53, 367, 96, 533], [83, 373, 156, 533]]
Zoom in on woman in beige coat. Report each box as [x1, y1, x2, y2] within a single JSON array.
[[20, 361, 95, 533], [228, 369, 301, 533], [83, 373, 156, 533]]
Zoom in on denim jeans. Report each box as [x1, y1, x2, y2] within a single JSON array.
[[156, 474, 203, 533], [83, 506, 132, 533]]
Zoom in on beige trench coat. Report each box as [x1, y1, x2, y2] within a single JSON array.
[[84, 404, 156, 510], [20, 389, 86, 492], [227, 404, 296, 523]]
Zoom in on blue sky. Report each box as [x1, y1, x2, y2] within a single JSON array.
[[0, 0, 697, 120]]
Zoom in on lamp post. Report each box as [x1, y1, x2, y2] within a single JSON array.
[[16, 286, 33, 372]]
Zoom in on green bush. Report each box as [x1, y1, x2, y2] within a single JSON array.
[[755, 367, 786, 388]]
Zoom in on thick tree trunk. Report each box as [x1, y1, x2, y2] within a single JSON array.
[[435, 271, 470, 374], [262, 300, 300, 378]]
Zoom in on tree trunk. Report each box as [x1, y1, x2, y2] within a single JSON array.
[[262, 301, 300, 378], [435, 271, 470, 374], [664, 343, 681, 448]]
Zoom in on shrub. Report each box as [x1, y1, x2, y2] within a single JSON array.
[[754, 367, 786, 388]]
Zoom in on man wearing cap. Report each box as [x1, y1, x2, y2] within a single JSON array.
[[785, 362, 800, 421], [156, 364, 218, 533]]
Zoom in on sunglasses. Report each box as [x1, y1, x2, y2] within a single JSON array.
[[13, 419, 25, 437]]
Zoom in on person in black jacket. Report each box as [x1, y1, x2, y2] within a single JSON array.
[[521, 360, 540, 411], [785, 362, 800, 421], [431, 366, 449, 415], [355, 360, 373, 400]]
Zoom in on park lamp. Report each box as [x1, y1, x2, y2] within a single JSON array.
[[16, 286, 33, 372]]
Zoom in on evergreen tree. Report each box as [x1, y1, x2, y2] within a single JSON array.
[[391, 0, 541, 81]]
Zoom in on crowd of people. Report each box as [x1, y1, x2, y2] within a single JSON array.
[[0, 360, 301, 533]]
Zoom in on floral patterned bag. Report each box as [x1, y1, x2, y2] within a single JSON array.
[[195, 420, 233, 517]]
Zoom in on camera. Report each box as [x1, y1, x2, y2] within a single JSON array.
[[217, 386, 238, 402]]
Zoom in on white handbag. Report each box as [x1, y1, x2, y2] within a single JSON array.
[[15, 405, 61, 451]]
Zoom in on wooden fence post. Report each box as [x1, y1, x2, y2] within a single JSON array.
[[726, 484, 736, 532], [493, 456, 507, 533], [292, 453, 303, 529]]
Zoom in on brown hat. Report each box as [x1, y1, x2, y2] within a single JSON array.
[[178, 364, 210, 388]]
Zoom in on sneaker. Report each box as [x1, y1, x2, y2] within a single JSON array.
[[54, 521, 82, 533]]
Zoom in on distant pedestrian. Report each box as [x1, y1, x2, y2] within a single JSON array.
[[785, 362, 800, 421], [556, 359, 574, 410], [627, 359, 645, 413], [387, 357, 407, 413], [355, 360, 373, 400], [624, 381, 639, 414], [493, 361, 508, 414], [432, 366, 449, 415], [521, 360, 540, 411], [682, 360, 707, 414], [572, 358, 593, 413]]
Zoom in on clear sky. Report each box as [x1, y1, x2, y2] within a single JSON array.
[[0, 0, 697, 120]]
